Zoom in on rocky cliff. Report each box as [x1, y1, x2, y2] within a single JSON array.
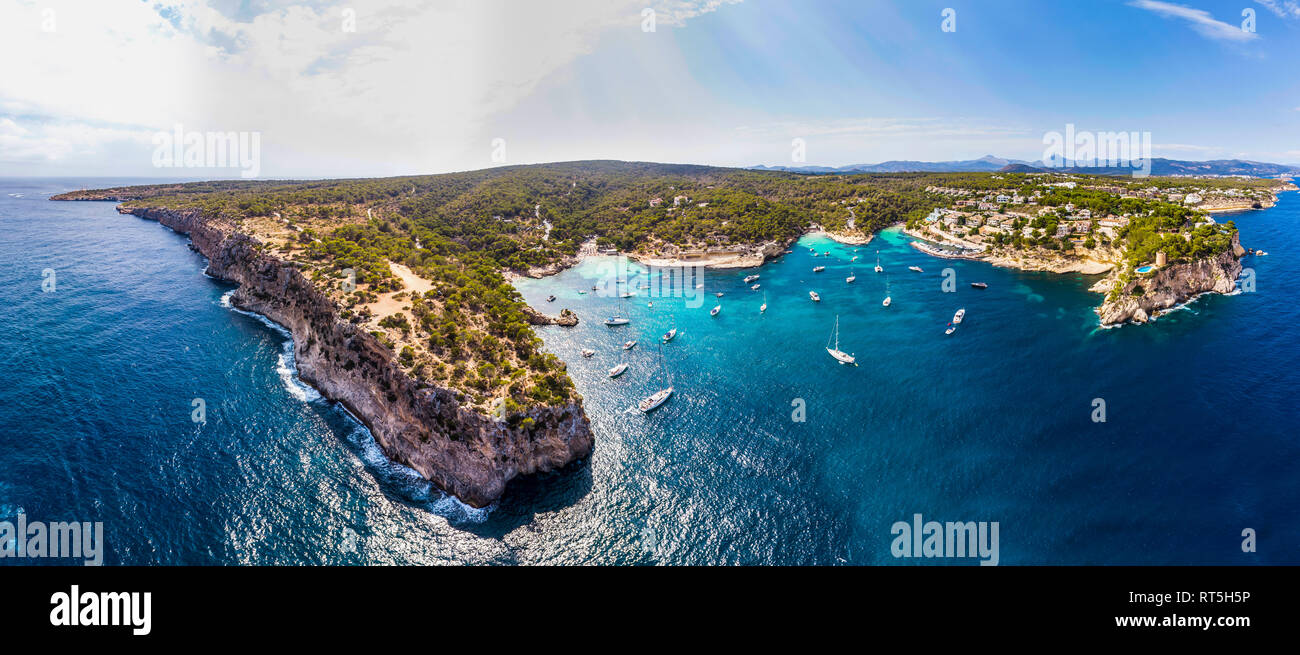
[[1095, 235, 1244, 326], [122, 206, 593, 508]]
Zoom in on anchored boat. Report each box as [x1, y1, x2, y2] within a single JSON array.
[[825, 316, 856, 365], [638, 344, 674, 413], [605, 295, 631, 325]]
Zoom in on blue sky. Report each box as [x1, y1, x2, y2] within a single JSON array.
[[0, 0, 1297, 177]]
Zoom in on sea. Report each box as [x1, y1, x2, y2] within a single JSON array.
[[1, 177, 1296, 565]]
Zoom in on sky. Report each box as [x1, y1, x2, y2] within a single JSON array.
[[0, 0, 1298, 178]]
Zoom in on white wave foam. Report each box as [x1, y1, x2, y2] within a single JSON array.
[[223, 296, 320, 402], [222, 288, 490, 523], [335, 405, 492, 524]]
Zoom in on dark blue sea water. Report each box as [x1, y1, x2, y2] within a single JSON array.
[[2, 178, 1296, 565]]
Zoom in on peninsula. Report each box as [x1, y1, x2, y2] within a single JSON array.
[[53, 162, 1291, 504]]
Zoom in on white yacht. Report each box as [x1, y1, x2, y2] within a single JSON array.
[[751, 284, 761, 290], [710, 305, 721, 316], [580, 348, 595, 357], [825, 316, 856, 365], [882, 296, 891, 307], [953, 308, 966, 324], [909, 266, 923, 273], [813, 266, 825, 273], [638, 345, 674, 413], [605, 296, 631, 326], [846, 269, 856, 284], [809, 291, 820, 302], [662, 327, 677, 343], [638, 387, 673, 413], [608, 362, 629, 378], [623, 340, 637, 350], [744, 274, 760, 283], [760, 293, 767, 313]]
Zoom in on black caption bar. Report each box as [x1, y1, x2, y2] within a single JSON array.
[[0, 565, 1289, 644]]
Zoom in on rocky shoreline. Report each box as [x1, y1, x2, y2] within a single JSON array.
[[111, 205, 593, 508], [900, 225, 1248, 324], [1093, 235, 1244, 325]]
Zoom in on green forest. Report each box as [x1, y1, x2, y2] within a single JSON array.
[[73, 161, 1262, 413]]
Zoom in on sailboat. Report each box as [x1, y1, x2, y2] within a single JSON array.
[[825, 315, 856, 365], [638, 344, 674, 413], [605, 295, 630, 325], [846, 268, 856, 284], [874, 251, 883, 273], [760, 293, 767, 313]]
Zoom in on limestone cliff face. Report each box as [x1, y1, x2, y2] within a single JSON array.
[[123, 206, 593, 508], [1096, 235, 1243, 326]]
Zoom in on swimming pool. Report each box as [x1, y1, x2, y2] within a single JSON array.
[[1136, 265, 1154, 273]]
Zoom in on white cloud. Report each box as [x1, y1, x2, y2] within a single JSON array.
[[0, 0, 740, 176], [1129, 0, 1259, 42], [1254, 1, 1300, 19]]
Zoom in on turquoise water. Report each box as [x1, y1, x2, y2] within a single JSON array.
[[514, 196, 1300, 564], [2, 178, 1297, 565], [1136, 265, 1154, 273]]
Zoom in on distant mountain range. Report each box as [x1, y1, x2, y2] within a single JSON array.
[[750, 155, 1300, 177]]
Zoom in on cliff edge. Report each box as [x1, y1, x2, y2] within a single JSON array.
[[123, 206, 593, 508], [1095, 235, 1244, 325]]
